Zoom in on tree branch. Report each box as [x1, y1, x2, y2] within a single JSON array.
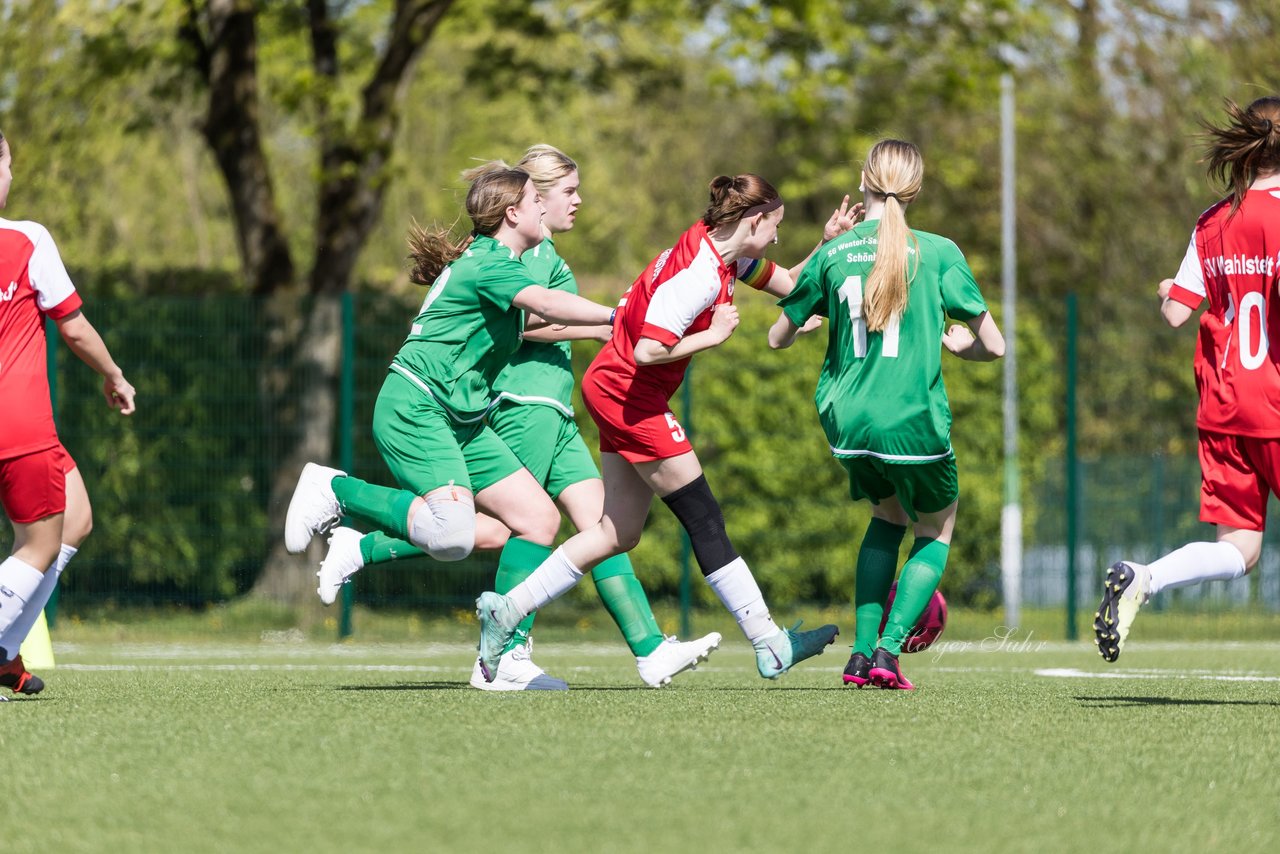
[[179, 0, 212, 85], [309, 0, 456, 294], [199, 0, 296, 295]]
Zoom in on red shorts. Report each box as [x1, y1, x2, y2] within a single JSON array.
[[1198, 430, 1280, 531], [0, 444, 73, 524], [582, 381, 693, 463]]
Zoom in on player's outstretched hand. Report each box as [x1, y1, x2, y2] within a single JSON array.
[[104, 373, 136, 415], [797, 315, 824, 335], [823, 195, 863, 241], [942, 323, 975, 356], [710, 303, 740, 343]]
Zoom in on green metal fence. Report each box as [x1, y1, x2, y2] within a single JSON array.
[[3, 290, 1276, 634]]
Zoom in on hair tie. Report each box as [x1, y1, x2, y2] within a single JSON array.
[[1265, 118, 1275, 134], [884, 192, 900, 201]]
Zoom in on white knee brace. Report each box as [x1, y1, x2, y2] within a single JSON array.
[[408, 493, 476, 561]]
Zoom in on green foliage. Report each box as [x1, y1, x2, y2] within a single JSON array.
[[51, 278, 273, 602], [3, 2, 1279, 610]]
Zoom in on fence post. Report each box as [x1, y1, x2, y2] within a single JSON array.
[[338, 292, 356, 640], [679, 363, 694, 638], [1065, 293, 1078, 641], [45, 318, 60, 628]]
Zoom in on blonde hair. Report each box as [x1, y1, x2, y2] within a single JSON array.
[[407, 161, 531, 286], [1202, 96, 1280, 216], [516, 144, 578, 196], [862, 139, 924, 333]]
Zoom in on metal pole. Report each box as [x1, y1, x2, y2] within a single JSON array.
[[679, 364, 694, 638], [1065, 293, 1078, 640], [338, 293, 356, 639], [1000, 72, 1022, 629]]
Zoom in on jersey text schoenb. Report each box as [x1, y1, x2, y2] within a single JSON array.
[[1168, 189, 1280, 437], [0, 219, 82, 459]]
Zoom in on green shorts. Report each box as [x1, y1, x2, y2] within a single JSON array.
[[838, 454, 959, 521], [372, 371, 523, 496], [487, 400, 600, 500]]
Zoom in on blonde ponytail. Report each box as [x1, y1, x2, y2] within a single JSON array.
[[861, 140, 924, 333]]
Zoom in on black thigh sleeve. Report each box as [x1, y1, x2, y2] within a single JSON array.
[[661, 474, 740, 576]]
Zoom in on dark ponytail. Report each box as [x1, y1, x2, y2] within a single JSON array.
[[1202, 96, 1280, 215]]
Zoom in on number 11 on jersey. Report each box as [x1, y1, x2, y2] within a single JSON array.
[[838, 275, 900, 357]]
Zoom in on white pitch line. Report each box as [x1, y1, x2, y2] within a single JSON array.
[[1035, 667, 1280, 683], [55, 663, 469, 673]]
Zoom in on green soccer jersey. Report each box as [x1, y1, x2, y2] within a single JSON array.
[[780, 219, 989, 460], [390, 234, 539, 422], [491, 237, 577, 417]]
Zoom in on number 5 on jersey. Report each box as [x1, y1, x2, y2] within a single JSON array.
[[665, 412, 686, 443], [839, 275, 900, 357]]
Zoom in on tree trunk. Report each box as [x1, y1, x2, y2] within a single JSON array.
[[252, 293, 344, 601], [184, 0, 456, 603]]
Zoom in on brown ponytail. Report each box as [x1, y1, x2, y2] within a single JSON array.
[[701, 174, 780, 227], [406, 221, 472, 287], [406, 162, 531, 287], [1202, 96, 1280, 216]]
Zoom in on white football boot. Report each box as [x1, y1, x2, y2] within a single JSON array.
[[635, 632, 722, 688], [469, 636, 568, 692], [284, 462, 344, 553], [1094, 561, 1152, 662], [316, 527, 365, 606]]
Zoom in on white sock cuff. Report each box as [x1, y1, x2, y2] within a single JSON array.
[[0, 552, 66, 658], [0, 557, 46, 639], [0, 557, 46, 603], [508, 547, 583, 617], [705, 557, 776, 643], [1147, 541, 1247, 596], [54, 544, 78, 576]]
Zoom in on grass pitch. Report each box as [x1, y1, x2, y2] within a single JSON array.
[[6, 622, 1280, 853]]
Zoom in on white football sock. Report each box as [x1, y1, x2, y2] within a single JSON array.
[[705, 557, 779, 644], [1146, 541, 1247, 597], [506, 547, 584, 618], [0, 545, 75, 659], [0, 556, 49, 646]]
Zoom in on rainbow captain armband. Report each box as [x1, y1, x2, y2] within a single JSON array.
[[737, 257, 777, 291]]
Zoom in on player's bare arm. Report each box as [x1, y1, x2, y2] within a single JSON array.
[[942, 311, 1005, 362], [634, 304, 739, 366], [773, 196, 865, 294], [513, 285, 612, 326], [767, 312, 822, 350], [522, 318, 613, 343], [1157, 278, 1195, 328], [56, 310, 136, 414]]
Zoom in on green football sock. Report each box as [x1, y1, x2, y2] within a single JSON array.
[[592, 554, 664, 657], [495, 537, 552, 654], [878, 537, 949, 656], [358, 531, 419, 566], [331, 476, 417, 541], [854, 517, 907, 657]]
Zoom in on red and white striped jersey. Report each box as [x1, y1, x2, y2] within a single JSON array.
[[0, 219, 82, 459], [586, 220, 774, 408]]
